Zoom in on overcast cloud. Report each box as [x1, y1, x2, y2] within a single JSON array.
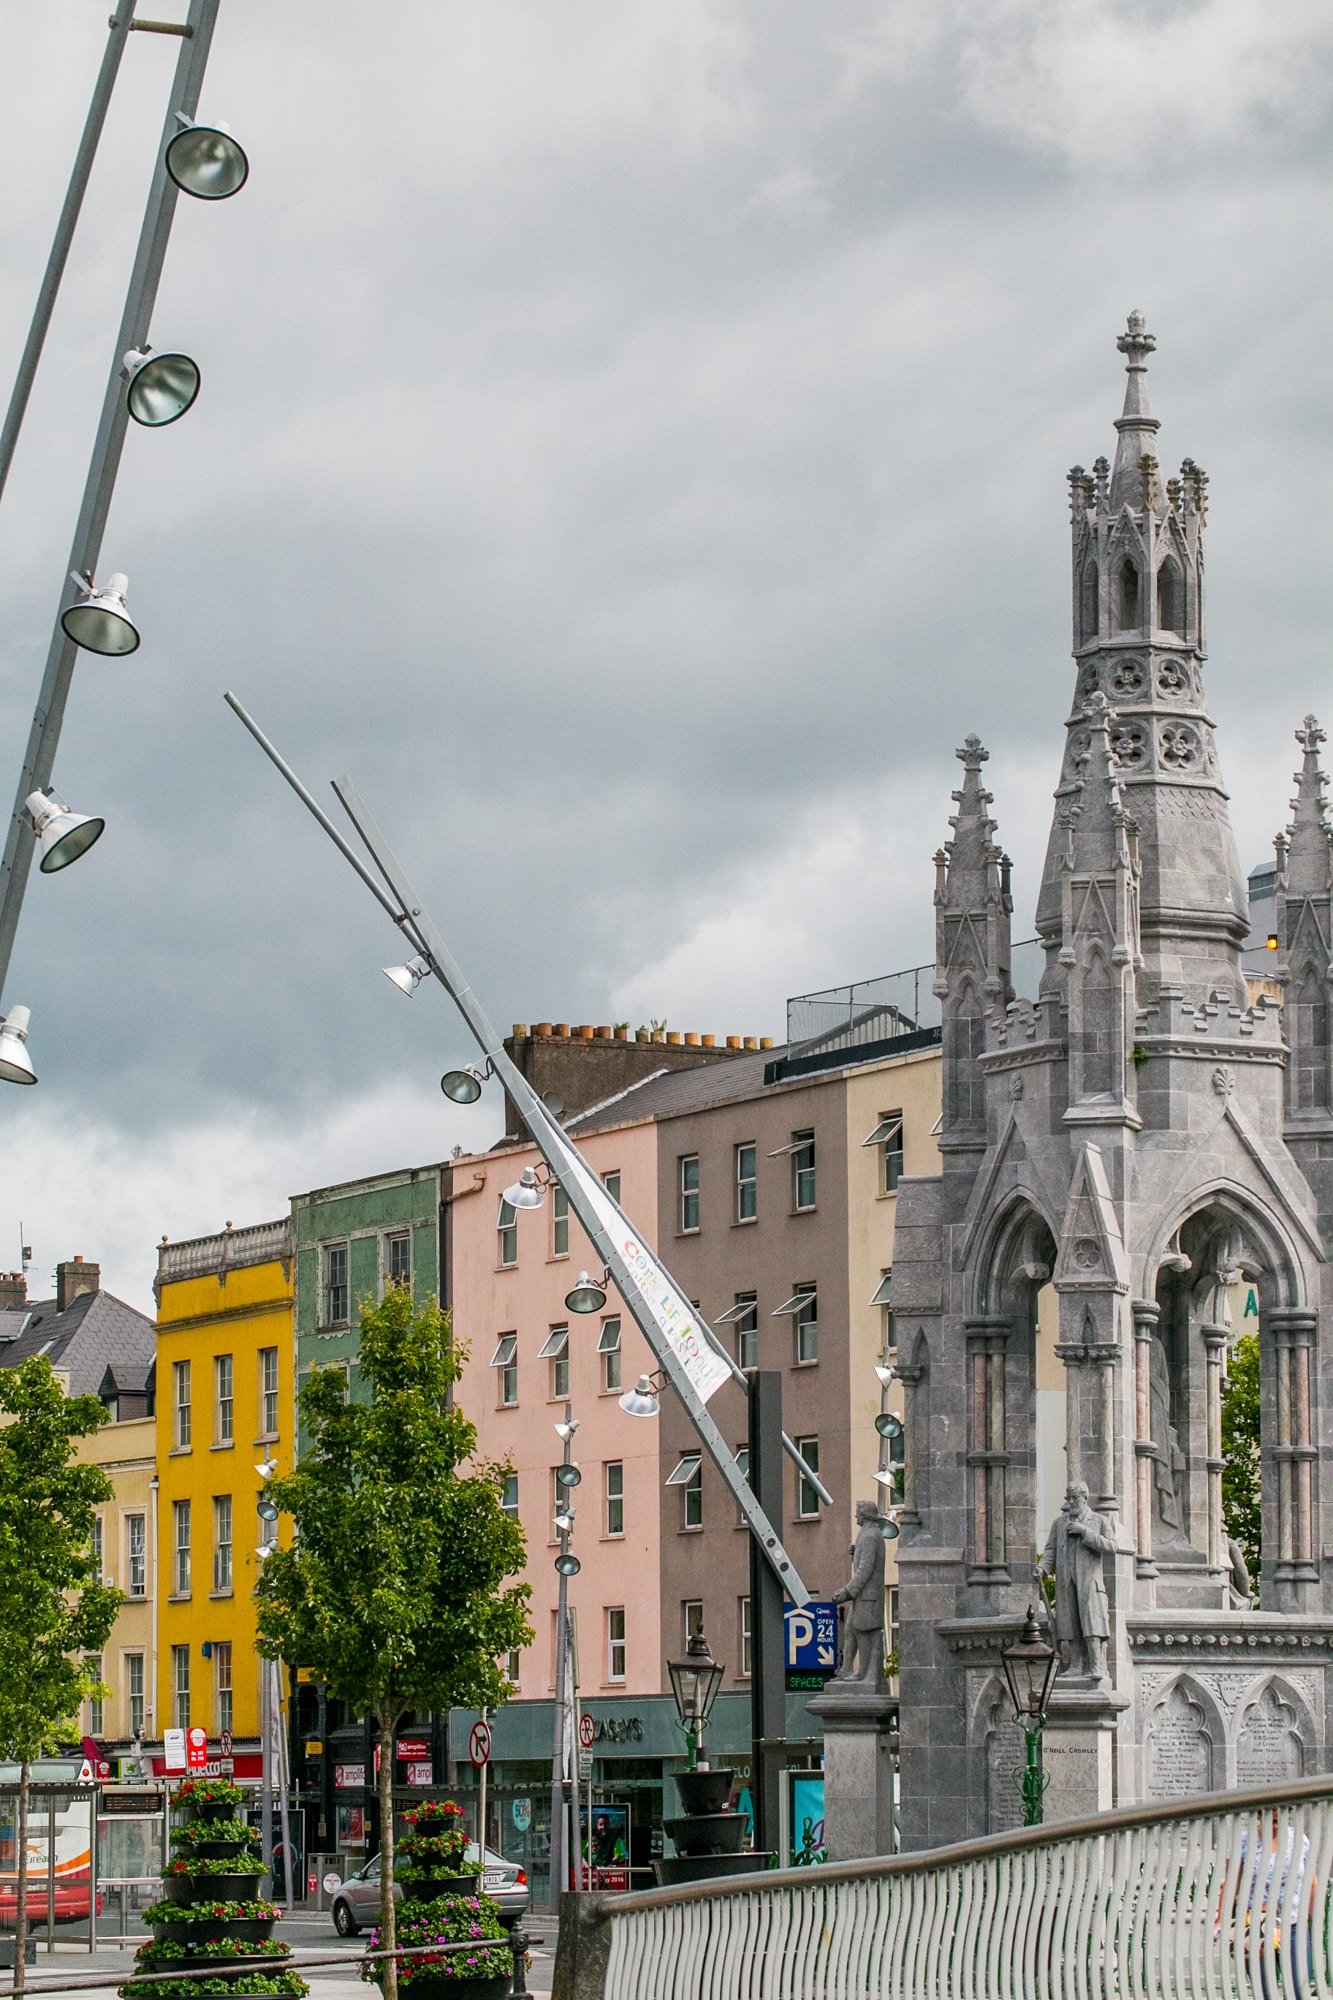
[[1, 0, 1332, 1311]]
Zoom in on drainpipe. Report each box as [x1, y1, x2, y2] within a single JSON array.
[[148, 1474, 160, 1745]]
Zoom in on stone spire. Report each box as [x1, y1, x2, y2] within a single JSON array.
[[1037, 316, 1247, 1007], [1109, 311, 1162, 511], [1281, 715, 1333, 898], [934, 736, 1012, 1137]]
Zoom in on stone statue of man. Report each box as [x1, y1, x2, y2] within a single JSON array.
[[1037, 1480, 1118, 1685], [1147, 1331, 1186, 1535], [832, 1500, 887, 1684]]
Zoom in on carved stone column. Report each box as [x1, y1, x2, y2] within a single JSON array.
[[965, 1315, 1011, 1578], [1132, 1301, 1159, 1577], [1269, 1308, 1318, 1585], [1201, 1322, 1227, 1571], [898, 1351, 924, 1531]]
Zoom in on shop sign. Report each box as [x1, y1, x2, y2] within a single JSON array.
[[511, 1798, 531, 1833], [405, 1761, 433, 1787], [186, 1727, 209, 1770], [784, 1602, 838, 1690], [335, 1763, 366, 1790], [163, 1729, 186, 1773], [592, 1716, 643, 1745], [396, 1737, 430, 1762]]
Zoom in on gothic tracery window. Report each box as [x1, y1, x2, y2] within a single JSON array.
[[1157, 556, 1184, 633], [1117, 557, 1140, 631]]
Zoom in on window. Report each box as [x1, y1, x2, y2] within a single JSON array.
[[325, 1242, 349, 1324], [126, 1654, 145, 1739], [388, 1233, 411, 1289], [735, 1446, 750, 1525], [1117, 556, 1139, 631], [172, 1498, 191, 1595], [172, 1645, 190, 1730], [1081, 559, 1099, 640], [598, 1316, 622, 1393], [791, 1132, 816, 1210], [497, 1200, 518, 1269], [90, 1515, 104, 1582], [739, 1597, 752, 1679], [491, 1333, 519, 1406], [539, 1325, 569, 1399], [715, 1293, 758, 1369], [504, 1650, 521, 1685], [678, 1154, 700, 1233], [551, 1185, 569, 1259], [87, 1656, 104, 1737], [734, 1144, 757, 1222], [793, 1284, 818, 1365], [666, 1451, 703, 1530], [606, 1607, 626, 1683], [795, 1437, 820, 1519], [863, 1111, 904, 1193], [260, 1347, 280, 1437], [602, 1170, 621, 1204], [214, 1354, 234, 1444], [215, 1641, 233, 1736], [213, 1495, 233, 1593], [500, 1472, 519, 1517], [1157, 556, 1184, 633], [172, 1360, 191, 1449], [127, 1514, 146, 1598], [683, 1600, 704, 1644], [604, 1461, 624, 1538]]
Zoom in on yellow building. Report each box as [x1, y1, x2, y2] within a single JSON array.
[[79, 1405, 157, 1765], [154, 1221, 294, 1762]]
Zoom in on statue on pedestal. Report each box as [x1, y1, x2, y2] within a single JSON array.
[[1038, 1480, 1119, 1685], [832, 1500, 887, 1685]]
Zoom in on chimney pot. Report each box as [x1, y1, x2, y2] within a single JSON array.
[[595, 1025, 611, 1040], [635, 1029, 650, 1042], [512, 1023, 528, 1040], [726, 1036, 741, 1050], [666, 1032, 681, 1046], [614, 1025, 628, 1041], [577, 1025, 594, 1040], [535, 1022, 553, 1038], [700, 1034, 715, 1048], [554, 1023, 570, 1038], [759, 1037, 774, 1049], [684, 1032, 700, 1047], [743, 1037, 758, 1050]]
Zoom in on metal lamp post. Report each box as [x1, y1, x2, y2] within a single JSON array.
[[666, 1631, 725, 1773], [549, 1409, 580, 1909], [1000, 1605, 1059, 1827]]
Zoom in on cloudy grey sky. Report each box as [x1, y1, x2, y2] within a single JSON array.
[[2, 0, 1332, 1311]]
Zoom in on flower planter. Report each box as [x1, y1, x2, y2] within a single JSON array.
[[174, 1799, 237, 1825], [398, 1977, 510, 2000], [399, 1875, 479, 1901], [170, 1873, 263, 1901], [162, 1877, 195, 1906], [183, 1838, 251, 1862], [674, 1768, 734, 1817], [151, 1922, 192, 1944]]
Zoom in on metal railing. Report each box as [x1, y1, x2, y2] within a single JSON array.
[[785, 940, 1044, 1055], [596, 1778, 1333, 1999]]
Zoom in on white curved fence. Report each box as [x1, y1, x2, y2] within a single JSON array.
[[597, 1778, 1333, 2000]]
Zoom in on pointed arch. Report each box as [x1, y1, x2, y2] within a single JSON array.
[[1080, 559, 1099, 641], [1079, 942, 1114, 1097], [1140, 1178, 1313, 1312], [1157, 555, 1185, 633], [1116, 555, 1140, 631], [1142, 1674, 1223, 1798], [1293, 964, 1328, 1110]]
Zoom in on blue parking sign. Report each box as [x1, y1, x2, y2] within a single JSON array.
[[784, 1601, 839, 1686]]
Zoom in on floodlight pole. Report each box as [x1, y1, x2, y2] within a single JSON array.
[[0, 0, 223, 1011]]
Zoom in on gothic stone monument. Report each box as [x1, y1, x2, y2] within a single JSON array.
[[893, 314, 1333, 1849]]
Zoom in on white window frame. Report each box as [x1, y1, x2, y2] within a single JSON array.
[[551, 1185, 570, 1259], [387, 1232, 411, 1290], [90, 1515, 104, 1583], [541, 1324, 570, 1398], [605, 1460, 625, 1537], [739, 1596, 752, 1678], [864, 1112, 905, 1193], [87, 1655, 104, 1737], [717, 1293, 759, 1369], [869, 1271, 893, 1308], [126, 1513, 147, 1598], [795, 1436, 821, 1519], [491, 1333, 519, 1406], [325, 1242, 349, 1325], [212, 1494, 233, 1594], [793, 1284, 818, 1365], [125, 1652, 145, 1739], [172, 1360, 191, 1450], [172, 1498, 191, 1595], [678, 1154, 700, 1233], [497, 1200, 518, 1269], [260, 1347, 280, 1437], [500, 1471, 519, 1516], [215, 1639, 233, 1736], [606, 1607, 626, 1683], [598, 1316, 622, 1393], [172, 1644, 190, 1731], [214, 1353, 234, 1445], [683, 1599, 704, 1644], [602, 1170, 621, 1204], [734, 1143, 757, 1222]]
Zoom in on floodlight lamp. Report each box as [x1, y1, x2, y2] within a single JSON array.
[[553, 1417, 579, 1443], [0, 1006, 36, 1086], [553, 1510, 575, 1535], [25, 790, 104, 873], [619, 1375, 660, 1419], [122, 346, 201, 426], [440, 1064, 486, 1104], [256, 1456, 278, 1479], [383, 953, 430, 997], [503, 1167, 545, 1210], [554, 1552, 581, 1578], [165, 115, 249, 200], [565, 1270, 608, 1315], [257, 1495, 279, 1522], [874, 1363, 897, 1388], [61, 571, 139, 656], [875, 1413, 904, 1441]]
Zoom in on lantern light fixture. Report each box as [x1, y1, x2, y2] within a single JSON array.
[[165, 115, 249, 200], [503, 1166, 545, 1210], [0, 1006, 36, 1086], [554, 1551, 581, 1578], [61, 571, 139, 655], [26, 789, 104, 873], [618, 1374, 661, 1419], [564, 1269, 608, 1315], [440, 1063, 488, 1104], [383, 953, 430, 997], [122, 345, 200, 426], [666, 1628, 725, 1770]]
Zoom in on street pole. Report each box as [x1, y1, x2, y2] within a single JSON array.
[[275, 1665, 295, 1913], [747, 1370, 786, 1863], [260, 1657, 274, 1892], [0, 9, 136, 511], [477, 1705, 488, 1870], [1020, 1726, 1047, 1827], [548, 1404, 576, 1913], [0, 0, 225, 1007]]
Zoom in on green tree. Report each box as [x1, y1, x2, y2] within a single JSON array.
[[1222, 1332, 1261, 1596], [0, 1359, 121, 1992], [254, 1290, 531, 2000]]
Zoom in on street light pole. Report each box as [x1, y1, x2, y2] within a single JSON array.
[[548, 1406, 578, 1912], [0, 0, 226, 1007]]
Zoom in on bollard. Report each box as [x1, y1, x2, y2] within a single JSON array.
[[509, 1924, 530, 1998]]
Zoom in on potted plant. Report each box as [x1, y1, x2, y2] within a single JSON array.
[[395, 1799, 477, 1898], [161, 1853, 267, 1904], [361, 1897, 514, 2000], [143, 1895, 278, 1945], [172, 1779, 246, 1824]]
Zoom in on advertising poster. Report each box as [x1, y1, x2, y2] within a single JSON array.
[[789, 1775, 826, 1866], [579, 1803, 631, 1891]]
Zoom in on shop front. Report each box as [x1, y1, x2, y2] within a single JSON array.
[[448, 1691, 827, 1906]]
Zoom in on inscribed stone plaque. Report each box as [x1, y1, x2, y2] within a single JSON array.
[[987, 1709, 1026, 1832], [1147, 1685, 1213, 1800], [1237, 1687, 1302, 1787], [1043, 1730, 1110, 1823]]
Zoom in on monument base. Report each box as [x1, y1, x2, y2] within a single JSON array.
[[809, 1679, 897, 1861], [1041, 1683, 1129, 1822]]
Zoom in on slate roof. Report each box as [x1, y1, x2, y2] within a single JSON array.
[[0, 1289, 155, 1398], [567, 1047, 782, 1135]]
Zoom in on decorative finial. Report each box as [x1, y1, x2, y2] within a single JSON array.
[[1298, 715, 1325, 756], [957, 734, 989, 769], [1116, 312, 1156, 366]]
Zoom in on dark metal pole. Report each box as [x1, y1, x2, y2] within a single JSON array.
[[0, 0, 224, 1009], [747, 1369, 786, 1862], [0, 9, 137, 511]]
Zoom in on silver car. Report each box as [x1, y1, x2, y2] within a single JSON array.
[[332, 1844, 529, 1936]]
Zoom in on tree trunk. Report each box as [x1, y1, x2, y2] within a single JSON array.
[[12, 1757, 29, 1996], [377, 1714, 397, 2000]]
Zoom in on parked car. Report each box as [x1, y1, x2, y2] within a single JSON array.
[[332, 1845, 529, 1936]]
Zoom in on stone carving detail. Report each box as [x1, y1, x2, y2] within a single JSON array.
[[1160, 722, 1202, 770], [1110, 657, 1147, 698], [1079, 665, 1100, 698], [1112, 723, 1148, 768], [1236, 1684, 1304, 1786], [1073, 1237, 1100, 1269], [1156, 659, 1192, 697], [1212, 1064, 1236, 1098], [1007, 1072, 1024, 1099], [1146, 1682, 1214, 1799]]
